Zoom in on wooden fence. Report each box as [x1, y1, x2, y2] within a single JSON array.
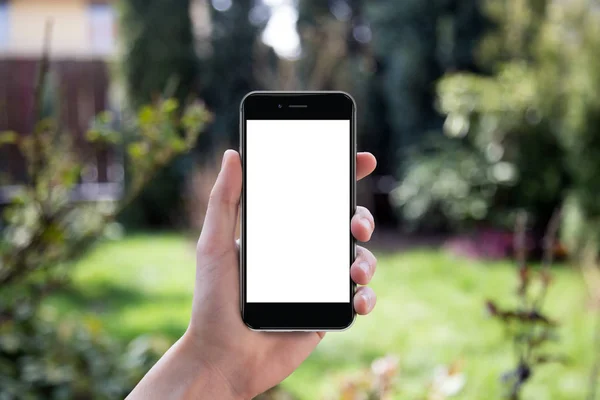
[[0, 58, 121, 203]]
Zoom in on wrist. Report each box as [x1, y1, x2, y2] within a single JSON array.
[[179, 331, 248, 400]]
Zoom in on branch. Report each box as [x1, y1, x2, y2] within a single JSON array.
[[534, 208, 562, 308], [514, 211, 529, 308], [0, 206, 72, 286], [30, 20, 53, 192]]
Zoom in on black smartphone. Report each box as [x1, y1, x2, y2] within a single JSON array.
[[240, 91, 357, 331]]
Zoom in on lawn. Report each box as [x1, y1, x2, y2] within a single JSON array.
[[47, 234, 596, 399]]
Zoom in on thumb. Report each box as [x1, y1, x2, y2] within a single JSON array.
[[197, 150, 242, 254]]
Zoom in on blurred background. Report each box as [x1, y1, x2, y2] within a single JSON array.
[[1, 0, 600, 399]]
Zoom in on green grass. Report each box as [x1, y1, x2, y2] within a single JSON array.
[[48, 234, 596, 399]]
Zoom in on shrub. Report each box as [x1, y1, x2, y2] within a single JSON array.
[[393, 64, 568, 234], [486, 211, 564, 399], [0, 52, 209, 397], [395, 0, 600, 243], [0, 296, 168, 399]]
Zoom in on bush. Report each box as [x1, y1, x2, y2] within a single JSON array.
[[0, 294, 167, 399], [393, 65, 568, 233], [0, 54, 209, 397], [395, 0, 600, 243], [118, 154, 194, 229], [117, 0, 200, 229]]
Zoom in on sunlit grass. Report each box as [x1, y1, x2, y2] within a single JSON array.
[[47, 234, 196, 341], [48, 234, 595, 399]]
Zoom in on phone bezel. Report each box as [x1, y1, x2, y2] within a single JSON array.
[[240, 91, 357, 331]]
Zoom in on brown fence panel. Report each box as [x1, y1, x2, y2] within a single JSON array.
[[0, 58, 113, 193]]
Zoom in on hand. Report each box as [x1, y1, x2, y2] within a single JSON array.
[[127, 150, 378, 400]]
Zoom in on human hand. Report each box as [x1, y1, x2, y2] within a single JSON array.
[[127, 150, 378, 400]]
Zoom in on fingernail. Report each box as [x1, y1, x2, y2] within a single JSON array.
[[359, 261, 370, 276], [360, 218, 372, 231], [361, 292, 371, 310], [221, 150, 229, 168]]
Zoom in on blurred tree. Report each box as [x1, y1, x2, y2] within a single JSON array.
[[363, 0, 488, 228], [118, 0, 201, 228], [395, 65, 568, 232], [476, 0, 547, 66], [294, 0, 372, 138], [399, 0, 600, 243], [200, 0, 263, 148], [118, 0, 199, 110], [551, 5, 600, 256], [367, 0, 440, 171], [292, 0, 394, 223], [366, 0, 488, 177], [288, 1, 488, 227], [296, 0, 370, 93]]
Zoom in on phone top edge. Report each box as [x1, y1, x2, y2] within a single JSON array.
[[240, 90, 357, 107]]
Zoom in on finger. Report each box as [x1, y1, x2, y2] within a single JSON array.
[[197, 150, 242, 254], [271, 332, 324, 363], [351, 206, 375, 242], [357, 152, 377, 181], [354, 286, 377, 315], [350, 246, 377, 285]]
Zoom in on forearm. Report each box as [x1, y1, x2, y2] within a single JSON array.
[[126, 334, 242, 400]]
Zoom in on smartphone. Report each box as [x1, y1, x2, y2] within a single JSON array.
[[240, 91, 356, 331]]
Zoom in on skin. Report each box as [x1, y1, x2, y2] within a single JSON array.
[[127, 150, 378, 400]]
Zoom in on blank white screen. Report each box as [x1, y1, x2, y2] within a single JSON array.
[[246, 120, 351, 303]]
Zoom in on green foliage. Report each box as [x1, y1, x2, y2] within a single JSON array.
[[364, 0, 488, 176], [121, 99, 209, 228], [0, 295, 166, 399], [0, 52, 208, 396], [123, 99, 209, 194], [395, 0, 600, 235], [296, 0, 367, 89], [392, 137, 499, 230], [0, 131, 17, 145], [548, 6, 600, 252], [117, 0, 199, 110], [0, 98, 209, 287], [201, 0, 262, 146], [395, 64, 568, 230], [366, 0, 439, 174], [117, 0, 203, 228]]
